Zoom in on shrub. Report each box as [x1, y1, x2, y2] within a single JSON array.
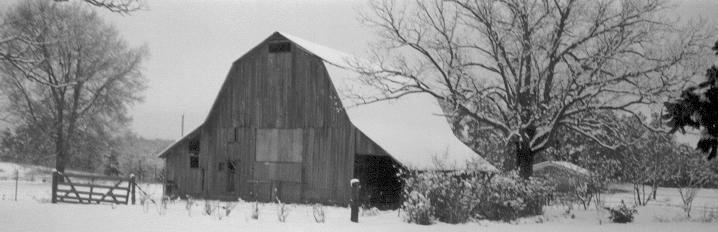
[[203, 200, 215, 216], [555, 176, 603, 210], [274, 192, 290, 223], [402, 190, 434, 225], [222, 201, 238, 217], [312, 204, 326, 223], [604, 200, 637, 223], [250, 202, 259, 220], [401, 171, 475, 224], [277, 202, 289, 222], [140, 192, 155, 213], [361, 206, 380, 217], [400, 171, 553, 224], [185, 195, 194, 216], [157, 196, 168, 216], [477, 173, 553, 221]]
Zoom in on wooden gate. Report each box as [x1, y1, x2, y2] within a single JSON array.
[[51, 171, 136, 205]]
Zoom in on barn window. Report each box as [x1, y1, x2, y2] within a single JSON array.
[[188, 136, 200, 154], [188, 136, 200, 168], [268, 41, 291, 53], [189, 156, 199, 168]]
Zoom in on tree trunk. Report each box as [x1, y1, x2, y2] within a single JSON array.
[[516, 141, 535, 179], [54, 108, 66, 174], [633, 184, 641, 205], [651, 180, 658, 200], [54, 135, 68, 174]]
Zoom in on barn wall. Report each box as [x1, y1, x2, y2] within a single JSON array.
[[163, 33, 388, 204], [163, 129, 205, 197]]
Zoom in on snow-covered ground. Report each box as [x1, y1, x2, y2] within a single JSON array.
[[1, 179, 717, 231], [0, 162, 94, 182]]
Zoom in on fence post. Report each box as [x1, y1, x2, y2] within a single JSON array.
[[130, 173, 136, 205], [14, 169, 19, 201], [350, 179, 360, 223], [51, 171, 58, 204]]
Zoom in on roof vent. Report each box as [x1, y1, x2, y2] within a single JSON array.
[[268, 41, 291, 53]]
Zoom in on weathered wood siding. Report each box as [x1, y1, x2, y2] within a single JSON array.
[[164, 129, 205, 196], [163, 33, 388, 204]]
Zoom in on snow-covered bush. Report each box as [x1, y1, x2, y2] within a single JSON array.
[[402, 190, 434, 225], [477, 172, 553, 221], [401, 171, 553, 224], [401, 170, 476, 224], [604, 200, 637, 223], [361, 206, 380, 217]]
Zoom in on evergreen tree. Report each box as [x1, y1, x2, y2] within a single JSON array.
[[664, 41, 718, 160]]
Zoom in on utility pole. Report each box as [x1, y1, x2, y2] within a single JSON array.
[[181, 113, 185, 137]]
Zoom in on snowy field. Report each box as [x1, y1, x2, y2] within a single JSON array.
[[0, 165, 717, 232], [0, 162, 94, 183]]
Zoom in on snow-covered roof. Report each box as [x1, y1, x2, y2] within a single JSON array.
[[157, 125, 201, 158], [533, 161, 591, 177], [282, 32, 496, 172]]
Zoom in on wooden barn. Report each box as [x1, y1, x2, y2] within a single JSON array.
[[157, 32, 496, 206]]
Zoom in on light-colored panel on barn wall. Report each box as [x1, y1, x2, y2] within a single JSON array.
[[253, 162, 302, 183], [255, 128, 303, 162]]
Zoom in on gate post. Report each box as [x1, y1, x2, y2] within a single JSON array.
[[51, 171, 58, 204], [130, 173, 136, 205], [350, 179, 360, 223]]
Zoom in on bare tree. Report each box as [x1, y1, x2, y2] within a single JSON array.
[[669, 146, 714, 218], [618, 115, 673, 206], [0, 1, 147, 173], [0, 0, 144, 68], [358, 0, 714, 178], [55, 0, 145, 14]]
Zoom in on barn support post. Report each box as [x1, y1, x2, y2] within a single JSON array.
[[130, 173, 136, 205], [350, 179, 360, 223], [51, 171, 58, 204]]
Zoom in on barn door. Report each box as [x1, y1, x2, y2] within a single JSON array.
[[227, 159, 237, 192]]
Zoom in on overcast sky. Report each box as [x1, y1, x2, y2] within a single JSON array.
[[95, 0, 373, 140], [2, 0, 717, 142]]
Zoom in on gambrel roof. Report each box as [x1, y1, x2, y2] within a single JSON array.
[[281, 32, 496, 172]]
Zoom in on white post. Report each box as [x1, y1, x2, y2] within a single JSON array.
[[14, 168, 19, 201]]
